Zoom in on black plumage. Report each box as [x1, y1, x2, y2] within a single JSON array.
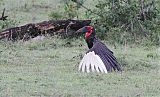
[[87, 38, 122, 72]]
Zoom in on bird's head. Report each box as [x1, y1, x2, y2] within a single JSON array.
[[76, 26, 95, 39]]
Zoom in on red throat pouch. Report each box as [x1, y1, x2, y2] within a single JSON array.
[[85, 26, 93, 38], [85, 32, 91, 38]]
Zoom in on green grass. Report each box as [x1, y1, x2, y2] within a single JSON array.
[[0, 38, 159, 97], [0, 0, 160, 96], [0, 0, 96, 25], [0, 0, 60, 25]]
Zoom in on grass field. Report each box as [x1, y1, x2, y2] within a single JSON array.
[[0, 38, 159, 97], [0, 0, 96, 25], [0, 0, 160, 97], [0, 0, 61, 25]]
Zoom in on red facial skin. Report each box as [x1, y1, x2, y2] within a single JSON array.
[[85, 26, 93, 38]]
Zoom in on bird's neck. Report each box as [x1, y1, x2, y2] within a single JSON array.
[[85, 37, 96, 49]]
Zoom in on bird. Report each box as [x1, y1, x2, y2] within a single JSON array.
[[76, 26, 122, 73]]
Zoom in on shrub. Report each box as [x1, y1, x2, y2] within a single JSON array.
[[49, 0, 83, 20], [90, 0, 159, 46]]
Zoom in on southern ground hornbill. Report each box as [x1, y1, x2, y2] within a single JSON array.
[[76, 26, 122, 73]]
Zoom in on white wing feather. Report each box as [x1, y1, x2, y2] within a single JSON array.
[[85, 53, 91, 73], [79, 54, 85, 71], [90, 52, 95, 72], [79, 51, 108, 73], [81, 54, 87, 72], [94, 54, 107, 73]]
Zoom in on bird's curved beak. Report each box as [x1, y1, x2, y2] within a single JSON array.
[[76, 27, 84, 34]]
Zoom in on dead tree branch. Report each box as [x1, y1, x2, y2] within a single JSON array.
[[0, 19, 91, 41]]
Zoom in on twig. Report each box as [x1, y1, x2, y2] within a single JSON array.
[[71, 0, 102, 17], [0, 8, 8, 21]]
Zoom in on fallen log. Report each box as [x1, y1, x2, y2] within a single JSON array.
[[0, 19, 91, 41]]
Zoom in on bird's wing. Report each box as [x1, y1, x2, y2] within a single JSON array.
[[79, 51, 108, 73], [79, 41, 122, 73]]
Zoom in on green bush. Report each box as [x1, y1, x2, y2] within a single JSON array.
[[90, 0, 159, 46], [49, 11, 64, 20], [49, 0, 84, 20]]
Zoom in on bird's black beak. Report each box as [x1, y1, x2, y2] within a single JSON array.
[[76, 27, 85, 34]]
